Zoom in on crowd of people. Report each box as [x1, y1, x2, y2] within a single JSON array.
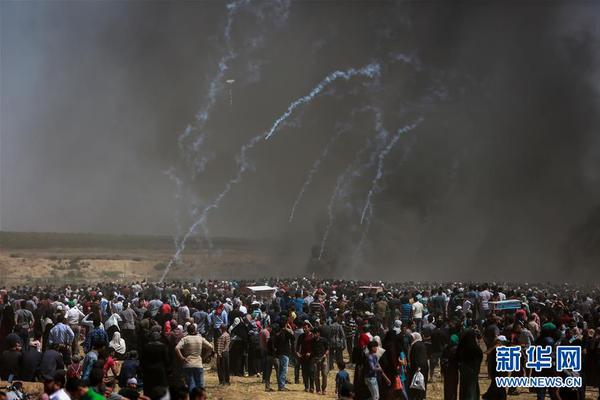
[[0, 278, 599, 400]]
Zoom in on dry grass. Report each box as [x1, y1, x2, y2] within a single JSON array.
[[6, 366, 598, 399]]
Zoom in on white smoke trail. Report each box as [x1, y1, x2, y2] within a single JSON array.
[[264, 63, 380, 140], [164, 168, 184, 253], [288, 126, 349, 222], [318, 166, 351, 260], [359, 118, 423, 225], [178, 0, 248, 169], [355, 203, 372, 255], [165, 0, 251, 264], [160, 63, 380, 282], [317, 130, 377, 261]]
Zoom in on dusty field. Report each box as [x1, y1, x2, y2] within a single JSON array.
[[0, 231, 271, 284], [3, 364, 599, 400]]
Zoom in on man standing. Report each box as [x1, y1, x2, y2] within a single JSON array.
[[412, 296, 424, 333], [15, 300, 34, 350], [48, 316, 74, 366], [175, 324, 214, 391], [311, 328, 330, 395], [479, 285, 492, 320], [259, 324, 272, 388], [120, 301, 138, 351], [40, 344, 65, 380], [329, 315, 346, 370], [65, 301, 85, 356], [273, 322, 294, 391], [296, 322, 315, 392], [216, 325, 230, 385]]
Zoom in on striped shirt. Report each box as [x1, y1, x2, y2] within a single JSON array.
[[216, 332, 230, 356], [48, 323, 75, 345]]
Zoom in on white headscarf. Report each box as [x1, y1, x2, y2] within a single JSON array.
[[109, 331, 126, 355], [374, 335, 386, 359], [411, 332, 423, 344]]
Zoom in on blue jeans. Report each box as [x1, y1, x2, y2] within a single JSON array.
[[278, 355, 289, 389], [184, 367, 205, 391], [365, 377, 379, 400]]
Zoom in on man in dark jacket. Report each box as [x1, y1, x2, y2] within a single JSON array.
[[311, 328, 330, 395], [39, 344, 65, 380], [140, 331, 170, 399], [272, 322, 294, 391], [20, 346, 43, 381]]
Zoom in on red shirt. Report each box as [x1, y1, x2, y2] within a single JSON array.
[[298, 332, 314, 358]]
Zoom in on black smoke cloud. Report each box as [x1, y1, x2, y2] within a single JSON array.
[[1, 1, 598, 281]]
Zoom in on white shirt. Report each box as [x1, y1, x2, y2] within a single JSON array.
[[105, 313, 122, 331], [480, 290, 492, 310], [66, 307, 85, 325], [50, 389, 70, 400], [412, 301, 424, 319]]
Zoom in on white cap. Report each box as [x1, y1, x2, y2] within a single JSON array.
[[497, 335, 509, 343]]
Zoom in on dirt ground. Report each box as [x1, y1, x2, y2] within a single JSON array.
[[201, 365, 599, 400], [4, 362, 598, 400], [0, 232, 270, 285]]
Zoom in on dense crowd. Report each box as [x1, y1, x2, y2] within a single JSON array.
[[0, 278, 599, 400]]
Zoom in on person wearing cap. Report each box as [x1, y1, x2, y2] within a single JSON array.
[[118, 378, 139, 400]]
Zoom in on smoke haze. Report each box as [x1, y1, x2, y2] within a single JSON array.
[[1, 1, 599, 281]]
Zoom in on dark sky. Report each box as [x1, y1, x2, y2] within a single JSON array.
[[1, 0, 599, 280]]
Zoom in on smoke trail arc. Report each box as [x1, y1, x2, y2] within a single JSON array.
[[160, 62, 381, 282], [288, 126, 349, 223], [318, 167, 350, 260], [359, 118, 423, 225], [177, 0, 248, 160], [264, 63, 380, 140]]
